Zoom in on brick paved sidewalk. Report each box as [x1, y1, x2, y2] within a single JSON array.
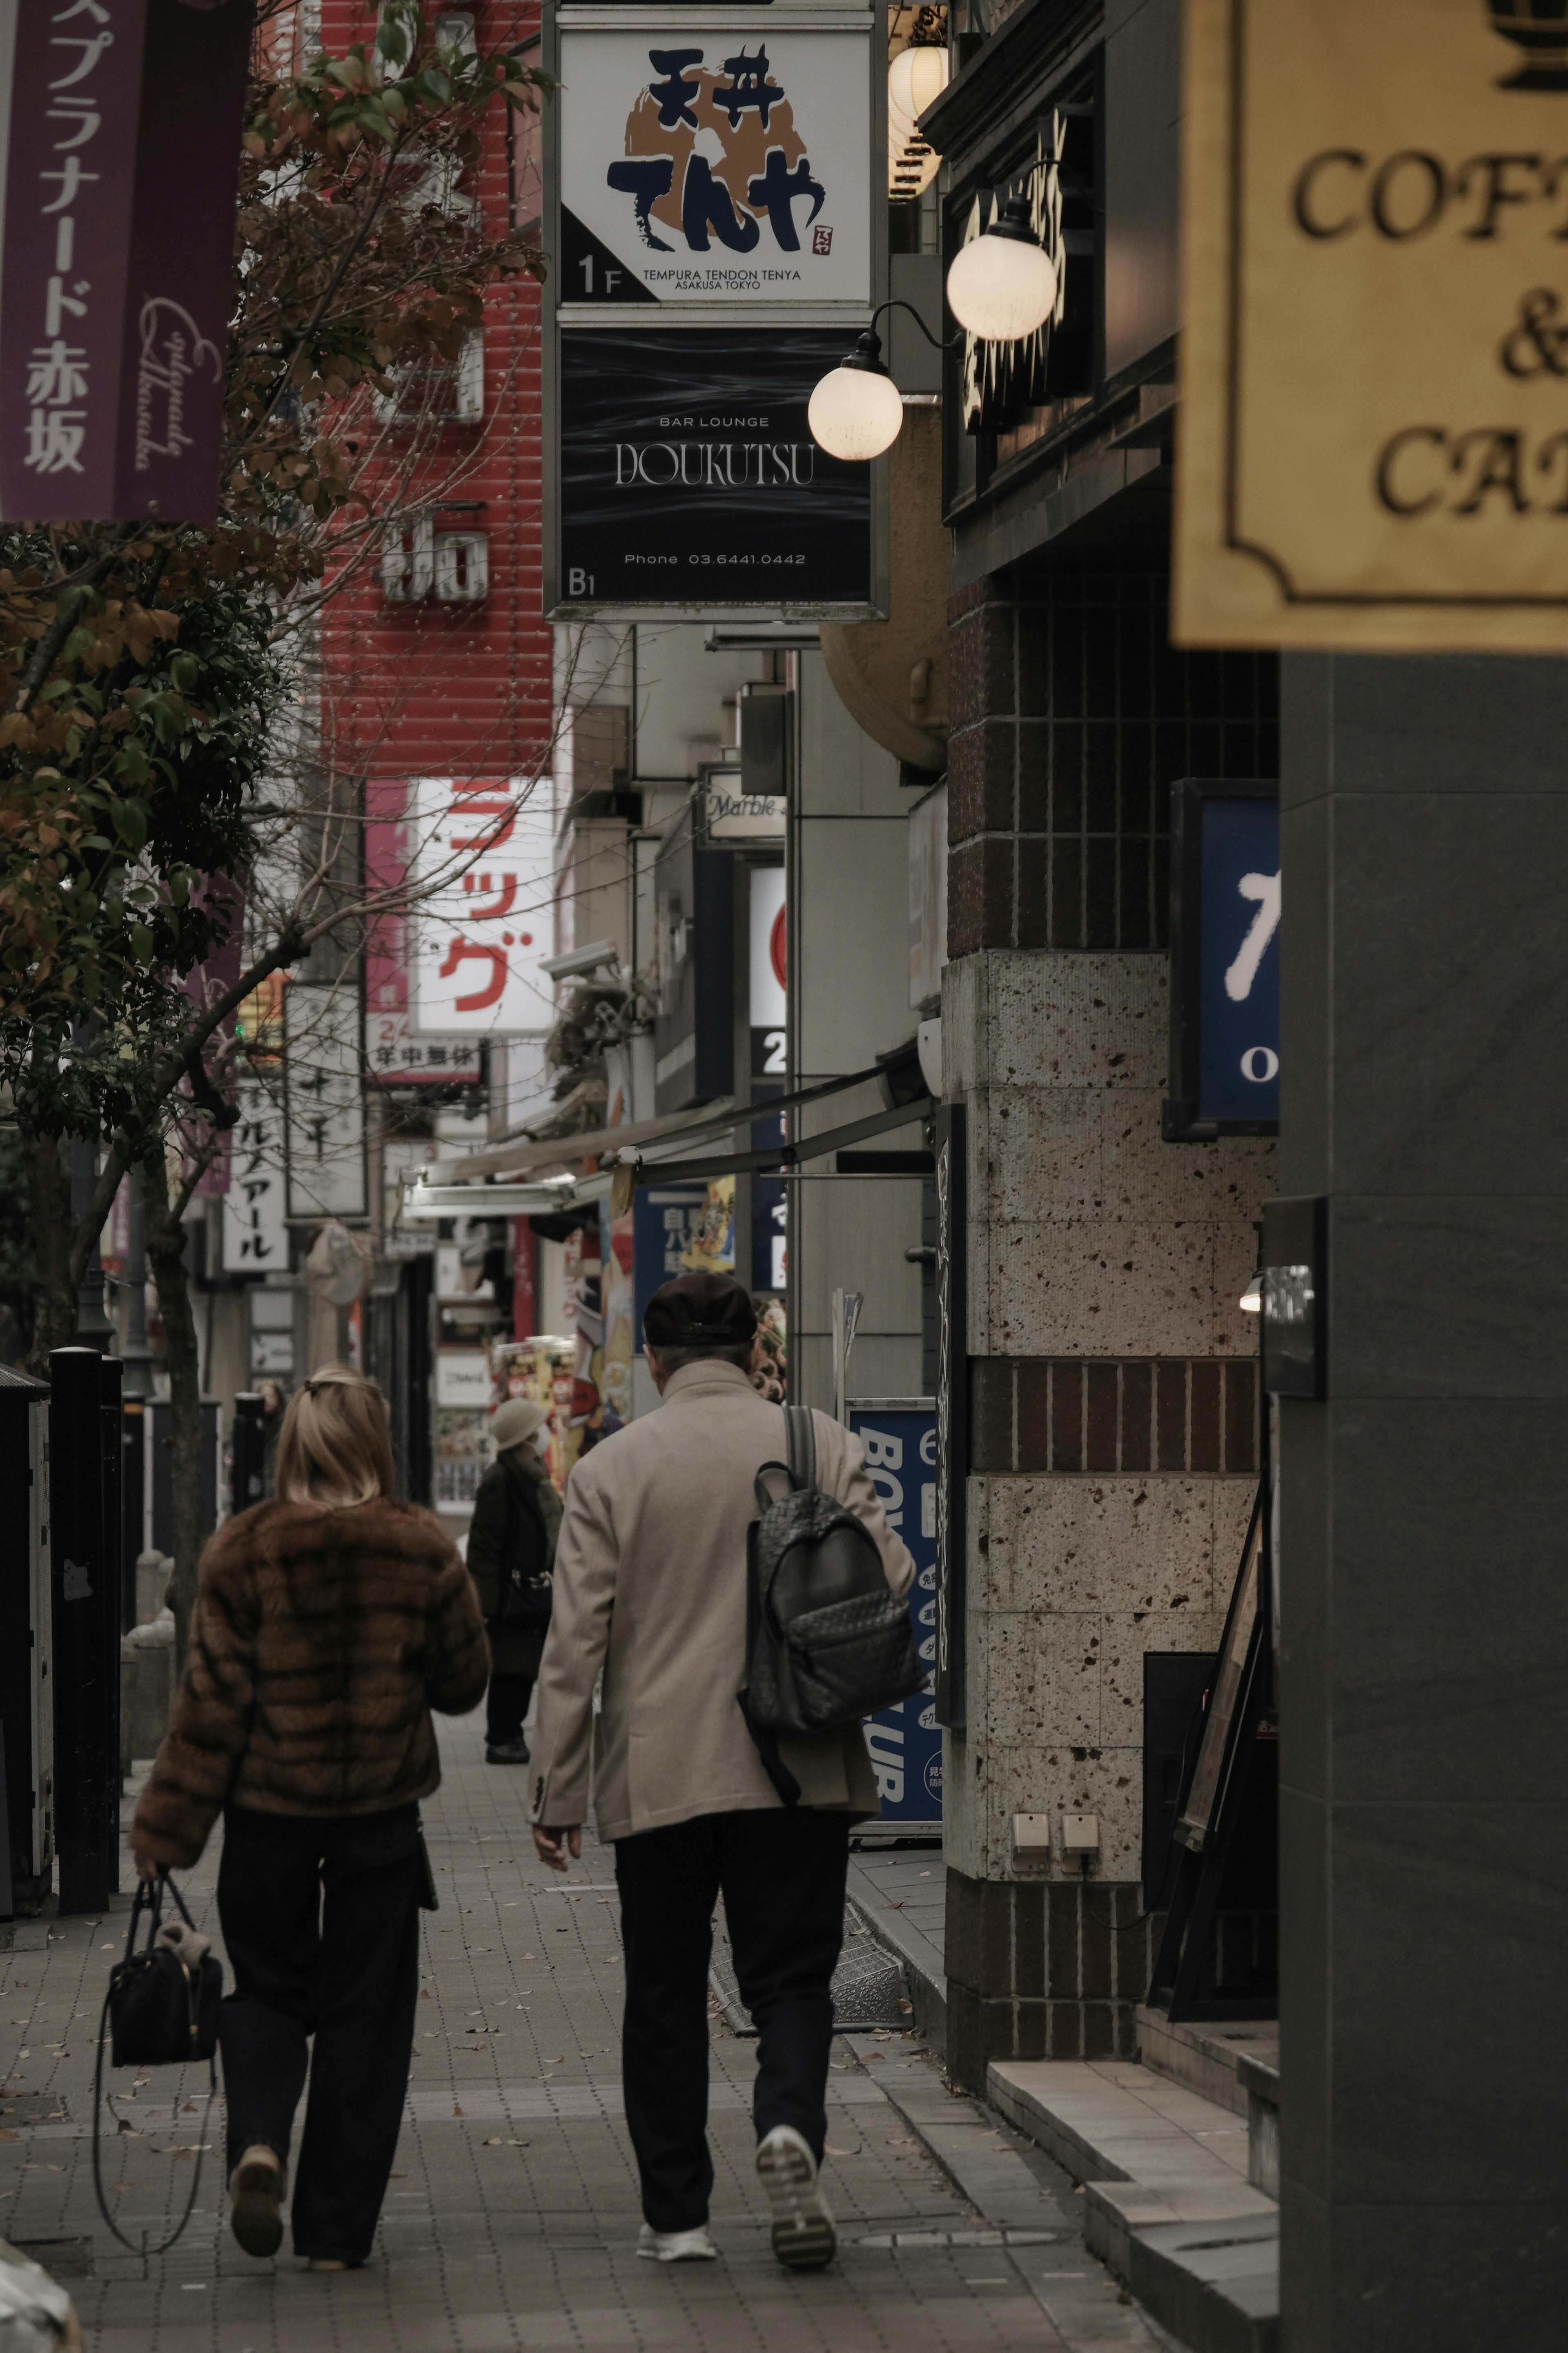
[[1, 1711, 1173, 2352]]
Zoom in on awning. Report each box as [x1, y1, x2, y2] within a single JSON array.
[[617, 1094, 935, 1190], [423, 1050, 927, 1184]]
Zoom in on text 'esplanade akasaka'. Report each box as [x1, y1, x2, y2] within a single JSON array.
[[612, 441, 817, 487]]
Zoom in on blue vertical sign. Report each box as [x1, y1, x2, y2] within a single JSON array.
[[1197, 797, 1280, 1125], [848, 1404, 941, 1828], [632, 1182, 713, 1338]]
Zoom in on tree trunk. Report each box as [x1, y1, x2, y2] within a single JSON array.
[[27, 1137, 77, 1378], [145, 1162, 204, 1673]]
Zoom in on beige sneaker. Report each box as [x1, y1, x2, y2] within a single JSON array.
[[229, 2144, 284, 2259], [755, 2126, 836, 2271]]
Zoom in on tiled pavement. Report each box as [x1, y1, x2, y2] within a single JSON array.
[[1, 1711, 1173, 2351]]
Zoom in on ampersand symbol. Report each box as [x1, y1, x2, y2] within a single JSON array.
[[1500, 288, 1568, 379]]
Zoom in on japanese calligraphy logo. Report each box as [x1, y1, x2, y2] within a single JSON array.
[[608, 47, 828, 257]]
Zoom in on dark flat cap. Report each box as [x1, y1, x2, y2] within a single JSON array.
[[643, 1270, 757, 1348]]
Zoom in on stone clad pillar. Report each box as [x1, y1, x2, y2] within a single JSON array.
[[1278, 654, 1568, 2350], [940, 569, 1278, 2083]]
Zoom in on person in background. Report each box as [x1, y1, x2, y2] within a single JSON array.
[[129, 1366, 489, 2274], [465, 1397, 561, 1765], [529, 1272, 914, 2273], [256, 1376, 289, 1498]]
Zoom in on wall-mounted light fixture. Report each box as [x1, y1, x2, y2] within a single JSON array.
[[945, 192, 1058, 342], [808, 185, 1059, 462], [806, 299, 959, 462]]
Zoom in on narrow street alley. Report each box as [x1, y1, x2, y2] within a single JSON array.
[[0, 1717, 1174, 2353]]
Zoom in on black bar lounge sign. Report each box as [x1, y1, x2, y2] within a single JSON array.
[[557, 328, 871, 610]]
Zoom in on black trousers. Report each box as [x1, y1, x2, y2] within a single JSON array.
[[614, 1807, 849, 2234], [216, 1804, 422, 2264], [485, 1669, 534, 1746]]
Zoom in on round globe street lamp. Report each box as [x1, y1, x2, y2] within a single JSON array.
[[806, 300, 960, 463], [944, 193, 1058, 343]]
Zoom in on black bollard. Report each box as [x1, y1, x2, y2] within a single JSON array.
[[120, 1398, 146, 1632], [232, 1391, 265, 1517], [99, 1358, 123, 1795], [50, 1347, 119, 1912]]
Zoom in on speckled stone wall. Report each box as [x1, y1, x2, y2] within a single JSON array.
[[939, 575, 1278, 2086]]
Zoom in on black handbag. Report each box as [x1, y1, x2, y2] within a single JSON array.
[[107, 1873, 223, 2065], [92, 1871, 222, 2258]]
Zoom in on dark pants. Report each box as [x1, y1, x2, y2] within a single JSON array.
[[216, 1804, 422, 2265], [614, 1807, 849, 2234], [485, 1670, 534, 1747]]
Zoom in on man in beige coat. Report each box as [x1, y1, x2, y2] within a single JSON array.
[[530, 1270, 914, 2271]]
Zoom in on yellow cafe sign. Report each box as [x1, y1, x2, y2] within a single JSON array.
[[1176, 0, 1568, 649]]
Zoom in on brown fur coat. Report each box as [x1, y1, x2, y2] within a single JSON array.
[[131, 1496, 490, 1869]]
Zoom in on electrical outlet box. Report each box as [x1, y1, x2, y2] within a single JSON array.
[[1012, 1813, 1052, 1852], [1062, 1812, 1100, 1853]]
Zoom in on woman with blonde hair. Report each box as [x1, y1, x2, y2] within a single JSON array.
[[130, 1366, 489, 2273]]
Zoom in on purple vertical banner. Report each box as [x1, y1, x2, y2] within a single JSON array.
[[0, 0, 251, 526]]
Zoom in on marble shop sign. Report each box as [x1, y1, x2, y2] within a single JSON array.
[[1177, 0, 1568, 650]]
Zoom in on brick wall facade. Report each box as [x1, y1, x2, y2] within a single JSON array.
[[969, 1357, 1261, 1476], [944, 1873, 1156, 2085]]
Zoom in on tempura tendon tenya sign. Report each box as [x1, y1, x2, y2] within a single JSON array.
[[1176, 0, 1568, 649]]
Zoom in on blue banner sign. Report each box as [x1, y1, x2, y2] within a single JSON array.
[[848, 1404, 941, 1828], [1199, 796, 1281, 1124], [1167, 780, 1280, 1141]]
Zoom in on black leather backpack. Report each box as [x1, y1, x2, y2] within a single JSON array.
[[737, 1405, 925, 1804]]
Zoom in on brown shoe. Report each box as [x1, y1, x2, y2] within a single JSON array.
[[229, 2143, 285, 2258]]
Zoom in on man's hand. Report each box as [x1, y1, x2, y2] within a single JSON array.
[[532, 1824, 581, 1873]]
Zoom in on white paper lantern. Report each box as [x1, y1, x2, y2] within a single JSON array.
[[887, 43, 950, 199], [807, 360, 905, 462], [945, 206, 1058, 342]]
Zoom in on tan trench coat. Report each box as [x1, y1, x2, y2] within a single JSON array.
[[528, 1360, 916, 1842]]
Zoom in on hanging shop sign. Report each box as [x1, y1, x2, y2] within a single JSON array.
[[0, 0, 250, 525], [553, 326, 874, 613], [558, 25, 872, 305], [408, 777, 558, 1037], [849, 1403, 942, 1828], [543, 2, 886, 622], [1178, 0, 1568, 650], [956, 105, 1095, 435], [365, 783, 484, 1084], [283, 985, 367, 1223], [704, 785, 786, 840], [220, 1083, 289, 1274], [1164, 780, 1280, 1142]]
